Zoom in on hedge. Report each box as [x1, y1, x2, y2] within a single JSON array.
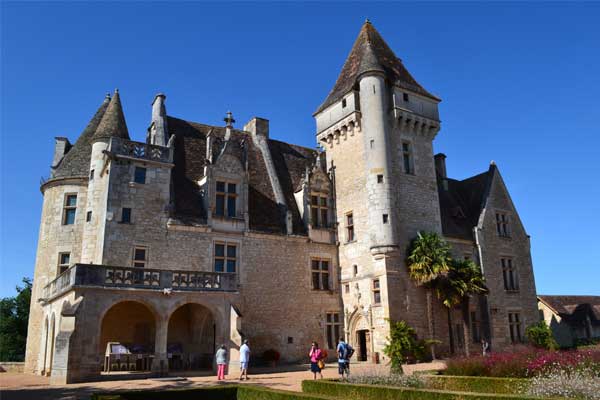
[[301, 379, 553, 400], [423, 375, 531, 395], [92, 385, 334, 400]]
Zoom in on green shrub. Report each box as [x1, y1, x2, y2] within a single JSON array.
[[92, 386, 238, 400], [238, 386, 334, 400], [382, 319, 430, 373], [423, 375, 530, 395], [301, 379, 543, 400], [525, 321, 558, 350]]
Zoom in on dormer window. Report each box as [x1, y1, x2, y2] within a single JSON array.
[[310, 194, 328, 228], [215, 181, 237, 218], [342, 98, 347, 108]]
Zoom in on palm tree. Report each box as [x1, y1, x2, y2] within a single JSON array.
[[406, 232, 452, 359], [435, 259, 487, 356]]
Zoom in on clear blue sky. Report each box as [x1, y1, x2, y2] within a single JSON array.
[[1, 2, 599, 297]]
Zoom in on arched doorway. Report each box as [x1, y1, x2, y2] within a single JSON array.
[[167, 303, 215, 371], [100, 301, 156, 374], [350, 313, 371, 362]]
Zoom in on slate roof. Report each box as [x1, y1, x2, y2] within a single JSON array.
[[167, 116, 318, 235], [93, 90, 130, 141], [315, 21, 439, 115], [538, 295, 600, 324], [437, 165, 496, 241], [51, 95, 111, 178]]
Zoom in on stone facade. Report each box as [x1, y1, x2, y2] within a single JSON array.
[[25, 21, 539, 384]]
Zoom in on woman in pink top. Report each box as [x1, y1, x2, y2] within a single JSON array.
[[309, 342, 324, 379]]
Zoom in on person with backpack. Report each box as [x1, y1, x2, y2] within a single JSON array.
[[308, 342, 324, 379], [336, 337, 354, 378]]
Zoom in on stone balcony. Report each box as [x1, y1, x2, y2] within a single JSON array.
[[109, 137, 173, 164], [40, 264, 237, 302]]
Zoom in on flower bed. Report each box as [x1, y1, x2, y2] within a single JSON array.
[[444, 345, 600, 378]]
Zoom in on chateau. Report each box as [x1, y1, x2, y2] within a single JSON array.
[[25, 21, 539, 383]]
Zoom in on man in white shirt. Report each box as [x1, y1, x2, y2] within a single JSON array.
[[239, 339, 251, 380]]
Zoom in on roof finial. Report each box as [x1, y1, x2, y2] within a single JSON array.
[[490, 160, 496, 166], [224, 111, 235, 128], [365, 18, 371, 24], [114, 88, 119, 94]]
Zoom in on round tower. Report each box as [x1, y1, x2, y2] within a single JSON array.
[[358, 73, 397, 256]]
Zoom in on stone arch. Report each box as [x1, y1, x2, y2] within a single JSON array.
[[166, 302, 217, 371], [99, 301, 157, 372], [347, 308, 371, 362]]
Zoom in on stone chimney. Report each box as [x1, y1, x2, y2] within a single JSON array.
[[243, 117, 269, 140], [434, 153, 447, 179], [51, 137, 71, 170], [150, 93, 168, 146], [224, 111, 235, 141]]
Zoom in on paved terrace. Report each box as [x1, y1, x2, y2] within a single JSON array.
[[0, 361, 446, 400]]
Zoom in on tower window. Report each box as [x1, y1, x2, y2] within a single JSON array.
[[342, 98, 347, 108], [353, 265, 358, 276], [403, 93, 409, 102], [311, 258, 330, 291], [496, 212, 510, 237], [502, 258, 518, 291], [346, 212, 354, 242], [508, 312, 523, 343], [402, 142, 414, 174], [57, 252, 70, 276], [372, 279, 381, 305], [383, 214, 389, 224], [134, 167, 146, 184], [310, 194, 328, 228], [377, 174, 383, 184], [62, 194, 77, 225], [86, 211, 92, 222], [370, 139, 375, 149], [90, 169, 94, 180], [121, 208, 132, 223], [132, 247, 147, 268], [345, 284, 350, 294], [214, 242, 237, 273]]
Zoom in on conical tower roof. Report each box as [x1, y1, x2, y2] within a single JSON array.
[[51, 94, 111, 179], [93, 89, 130, 141], [315, 21, 439, 115]]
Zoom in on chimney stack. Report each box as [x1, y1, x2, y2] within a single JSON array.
[[243, 117, 269, 140], [434, 153, 447, 179]]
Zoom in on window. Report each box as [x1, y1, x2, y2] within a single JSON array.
[[370, 139, 375, 149], [86, 211, 92, 222], [342, 98, 347, 108], [471, 311, 481, 343], [403, 93, 409, 102], [121, 208, 132, 223], [132, 247, 147, 268], [508, 312, 523, 343], [90, 169, 94, 180], [345, 284, 350, 294], [325, 312, 341, 349], [372, 279, 381, 305], [214, 242, 237, 273], [402, 142, 414, 174], [63, 194, 77, 225], [496, 212, 510, 237], [310, 194, 328, 228], [58, 252, 70, 275], [382, 214, 389, 224], [502, 258, 518, 291], [134, 167, 146, 184], [353, 265, 358, 277], [311, 258, 330, 290], [346, 212, 354, 242], [215, 181, 237, 218], [287, 337, 293, 344], [377, 174, 383, 183]]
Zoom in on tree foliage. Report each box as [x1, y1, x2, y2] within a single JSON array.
[[434, 259, 488, 308], [406, 231, 452, 287], [383, 319, 427, 374], [526, 321, 558, 350], [0, 278, 32, 361]]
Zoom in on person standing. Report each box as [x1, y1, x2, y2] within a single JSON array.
[[215, 344, 227, 381], [336, 337, 353, 378], [239, 339, 251, 380], [308, 342, 324, 380], [481, 339, 490, 356]]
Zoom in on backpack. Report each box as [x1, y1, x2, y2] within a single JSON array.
[[340, 343, 355, 360]]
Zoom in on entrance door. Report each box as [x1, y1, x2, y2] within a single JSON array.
[[357, 330, 368, 361]]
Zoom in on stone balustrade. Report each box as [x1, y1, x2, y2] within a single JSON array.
[[41, 264, 236, 302], [109, 137, 173, 164]]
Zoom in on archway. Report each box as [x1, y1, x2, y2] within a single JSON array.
[[100, 301, 156, 374], [349, 312, 371, 363], [167, 303, 216, 371]]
